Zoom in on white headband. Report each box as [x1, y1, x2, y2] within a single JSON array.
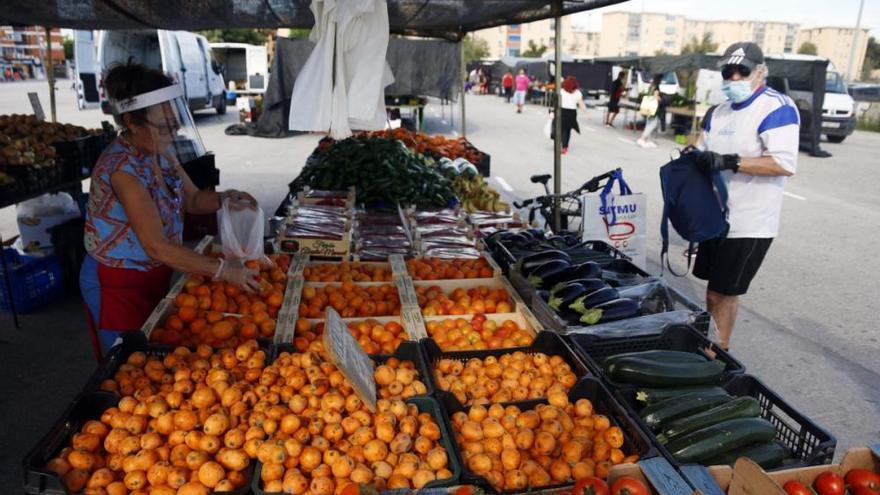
[[110, 84, 183, 114]]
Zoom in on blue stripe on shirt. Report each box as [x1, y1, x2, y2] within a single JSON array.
[[758, 104, 800, 134]]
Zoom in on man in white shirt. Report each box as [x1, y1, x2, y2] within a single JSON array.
[[692, 42, 800, 349]]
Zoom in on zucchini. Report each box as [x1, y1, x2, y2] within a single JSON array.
[[640, 392, 733, 431], [703, 441, 787, 469], [666, 418, 778, 464], [611, 357, 727, 387], [636, 386, 728, 404], [603, 350, 708, 375], [657, 396, 762, 444]]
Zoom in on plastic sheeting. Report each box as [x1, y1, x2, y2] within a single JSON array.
[[1, 0, 627, 41]]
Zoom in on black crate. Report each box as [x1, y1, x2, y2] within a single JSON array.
[[22, 391, 253, 495], [437, 377, 657, 495], [568, 324, 745, 389], [486, 236, 628, 275], [615, 374, 836, 471], [422, 331, 590, 408]]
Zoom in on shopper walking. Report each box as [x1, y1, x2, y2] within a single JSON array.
[[502, 71, 514, 103], [513, 69, 529, 114], [557, 76, 588, 154], [637, 74, 665, 148], [606, 70, 627, 127], [689, 42, 799, 350]]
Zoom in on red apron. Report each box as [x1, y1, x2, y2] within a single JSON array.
[[97, 263, 172, 330]]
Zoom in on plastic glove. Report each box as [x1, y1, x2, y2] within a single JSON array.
[[213, 258, 261, 293], [220, 189, 257, 210], [695, 150, 740, 173]]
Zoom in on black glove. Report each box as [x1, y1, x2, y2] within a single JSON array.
[[696, 150, 740, 173]]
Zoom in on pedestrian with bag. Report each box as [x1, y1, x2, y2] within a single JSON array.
[[605, 70, 627, 127], [637, 74, 665, 148], [502, 71, 514, 103], [555, 76, 588, 154], [688, 42, 799, 350]]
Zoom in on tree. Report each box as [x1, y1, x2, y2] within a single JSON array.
[[521, 40, 547, 58], [862, 36, 879, 80], [200, 29, 267, 45], [681, 33, 718, 55], [654, 49, 669, 56], [63, 37, 73, 60], [462, 36, 489, 64], [797, 41, 818, 55]]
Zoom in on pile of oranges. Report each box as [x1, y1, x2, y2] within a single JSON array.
[[299, 282, 401, 319], [417, 285, 513, 316], [451, 396, 639, 492], [150, 310, 276, 347], [425, 315, 534, 351], [292, 318, 409, 356], [407, 257, 495, 280], [50, 341, 267, 493], [175, 260, 287, 318], [303, 262, 393, 283], [434, 352, 578, 406]]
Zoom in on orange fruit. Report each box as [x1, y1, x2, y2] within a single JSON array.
[[178, 306, 197, 323], [166, 315, 185, 332], [267, 292, 283, 308], [240, 322, 258, 339], [211, 321, 235, 340], [206, 311, 223, 323], [190, 318, 207, 334], [175, 293, 197, 308]]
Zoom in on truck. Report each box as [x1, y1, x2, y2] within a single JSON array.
[[74, 29, 227, 115], [208, 42, 268, 94]]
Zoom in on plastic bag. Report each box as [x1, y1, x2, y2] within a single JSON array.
[[218, 199, 266, 262], [543, 117, 552, 139], [16, 192, 80, 251]]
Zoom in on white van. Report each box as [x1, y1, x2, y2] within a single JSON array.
[[75, 30, 227, 115], [612, 67, 682, 98], [209, 43, 268, 94]]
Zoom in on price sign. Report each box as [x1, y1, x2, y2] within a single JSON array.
[[141, 298, 171, 337], [290, 253, 309, 277], [389, 254, 408, 278], [28, 92, 45, 121], [401, 307, 428, 339], [394, 277, 419, 307], [323, 307, 377, 411]]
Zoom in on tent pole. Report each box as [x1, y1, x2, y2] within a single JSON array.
[[460, 39, 466, 138], [846, 0, 865, 80], [45, 27, 56, 123], [553, 4, 562, 232]]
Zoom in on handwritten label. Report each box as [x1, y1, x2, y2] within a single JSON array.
[[401, 307, 428, 339], [275, 308, 298, 344], [389, 255, 407, 278], [394, 277, 419, 307], [141, 298, 171, 337], [28, 92, 45, 121], [322, 307, 377, 411], [290, 254, 309, 276], [300, 238, 349, 257]]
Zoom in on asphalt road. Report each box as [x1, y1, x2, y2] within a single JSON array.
[[1, 80, 878, 492]]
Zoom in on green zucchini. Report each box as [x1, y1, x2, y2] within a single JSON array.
[[602, 350, 708, 375], [703, 441, 787, 469], [611, 357, 727, 387], [657, 396, 762, 444], [636, 386, 728, 404], [666, 418, 778, 464], [640, 392, 733, 431]]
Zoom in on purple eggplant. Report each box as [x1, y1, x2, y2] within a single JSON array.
[[569, 287, 620, 314], [526, 259, 572, 289]]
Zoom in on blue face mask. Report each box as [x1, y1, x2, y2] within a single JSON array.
[[722, 80, 754, 103]]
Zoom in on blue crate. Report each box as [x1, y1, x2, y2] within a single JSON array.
[[0, 248, 64, 313]]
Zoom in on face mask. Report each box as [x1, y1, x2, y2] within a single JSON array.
[[722, 80, 754, 103]]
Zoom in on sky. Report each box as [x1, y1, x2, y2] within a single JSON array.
[[573, 0, 879, 36]]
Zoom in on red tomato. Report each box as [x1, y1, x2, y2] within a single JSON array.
[[783, 480, 813, 495], [814, 471, 845, 495], [851, 488, 880, 495], [610, 476, 650, 495], [573, 477, 610, 495], [846, 469, 880, 491], [454, 487, 475, 495]]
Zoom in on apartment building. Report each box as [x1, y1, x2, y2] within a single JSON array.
[[795, 26, 870, 78], [571, 30, 601, 58], [0, 26, 64, 79], [473, 16, 576, 59], [599, 12, 686, 56]]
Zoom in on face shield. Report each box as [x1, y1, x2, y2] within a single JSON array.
[[110, 83, 206, 164]]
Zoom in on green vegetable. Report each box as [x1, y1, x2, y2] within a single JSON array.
[[657, 396, 762, 444], [640, 392, 733, 431], [636, 386, 728, 404], [610, 357, 727, 387], [602, 350, 708, 375], [666, 418, 778, 464], [702, 441, 787, 469]]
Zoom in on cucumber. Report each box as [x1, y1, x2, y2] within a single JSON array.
[[602, 350, 709, 375], [640, 392, 733, 432], [703, 441, 787, 469], [611, 357, 727, 387], [666, 418, 778, 464], [657, 396, 762, 444], [636, 386, 728, 404]]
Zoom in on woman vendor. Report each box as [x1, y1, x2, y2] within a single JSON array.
[[80, 63, 259, 355]]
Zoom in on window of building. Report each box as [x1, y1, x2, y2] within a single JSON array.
[[665, 26, 676, 35]]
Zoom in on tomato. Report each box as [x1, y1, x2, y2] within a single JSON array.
[[610, 476, 650, 495], [852, 488, 880, 495], [573, 477, 610, 495], [454, 486, 475, 495], [814, 471, 845, 495], [846, 469, 880, 491], [783, 480, 813, 495]]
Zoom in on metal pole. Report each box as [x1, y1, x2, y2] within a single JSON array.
[[846, 0, 865, 81], [45, 27, 56, 123], [553, 5, 563, 232], [460, 39, 466, 137]]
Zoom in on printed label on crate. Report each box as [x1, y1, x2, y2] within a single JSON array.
[[290, 253, 309, 276], [141, 298, 171, 337], [394, 277, 419, 307], [323, 307, 377, 411], [401, 306, 428, 339], [389, 254, 408, 278], [275, 308, 298, 344]]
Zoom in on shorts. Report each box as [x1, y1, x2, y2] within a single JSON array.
[[608, 99, 620, 112], [513, 90, 526, 105], [693, 237, 773, 296]]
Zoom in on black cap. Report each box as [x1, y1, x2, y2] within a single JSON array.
[[717, 42, 764, 70]]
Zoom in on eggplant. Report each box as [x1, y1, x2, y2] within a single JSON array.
[[569, 287, 620, 314], [536, 290, 551, 301], [568, 261, 602, 280], [526, 259, 572, 288], [547, 283, 589, 311], [591, 298, 641, 324], [550, 277, 607, 295], [516, 250, 572, 275]]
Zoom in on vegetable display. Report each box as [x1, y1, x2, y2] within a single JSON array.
[[424, 314, 534, 351], [361, 127, 486, 164]]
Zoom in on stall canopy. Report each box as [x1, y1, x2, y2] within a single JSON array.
[[2, 0, 626, 41], [598, 54, 830, 157]]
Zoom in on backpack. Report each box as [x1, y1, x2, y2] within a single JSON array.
[[659, 152, 729, 276]]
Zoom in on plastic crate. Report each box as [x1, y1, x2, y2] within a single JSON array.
[[568, 323, 745, 389], [251, 395, 462, 495], [614, 374, 837, 471], [486, 236, 628, 275], [0, 248, 64, 313], [437, 377, 657, 495], [422, 331, 591, 408], [48, 218, 86, 294]]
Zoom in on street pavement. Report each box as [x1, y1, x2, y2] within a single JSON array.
[[1, 80, 879, 491]]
